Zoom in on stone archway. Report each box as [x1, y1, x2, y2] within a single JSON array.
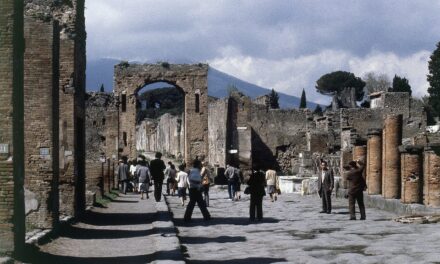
[[114, 63, 209, 165]]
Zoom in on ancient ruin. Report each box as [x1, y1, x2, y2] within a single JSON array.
[[2, 0, 440, 261]]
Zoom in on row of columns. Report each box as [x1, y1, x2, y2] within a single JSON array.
[[355, 114, 440, 207]]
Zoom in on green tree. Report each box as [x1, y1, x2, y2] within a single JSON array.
[[315, 71, 365, 107], [428, 41, 440, 117], [391, 75, 412, 95], [269, 88, 279, 109], [299, 88, 307, 109], [313, 104, 323, 115], [99, 83, 105, 92]]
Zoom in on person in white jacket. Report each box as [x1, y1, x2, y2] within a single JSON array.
[[176, 164, 188, 206]]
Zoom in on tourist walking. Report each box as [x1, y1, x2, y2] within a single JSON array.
[[318, 160, 334, 214], [129, 159, 138, 193], [225, 164, 237, 200], [150, 152, 166, 202], [201, 161, 211, 207], [136, 160, 151, 199], [176, 164, 188, 206], [184, 160, 211, 221], [117, 157, 129, 194], [165, 162, 177, 196], [345, 160, 366, 220], [247, 169, 266, 221], [234, 167, 243, 201], [265, 168, 279, 202]]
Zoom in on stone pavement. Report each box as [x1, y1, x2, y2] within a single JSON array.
[[166, 186, 440, 264], [22, 190, 184, 264]]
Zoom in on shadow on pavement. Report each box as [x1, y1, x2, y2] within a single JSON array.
[[174, 217, 280, 226], [188, 257, 287, 264], [59, 225, 175, 240], [180, 235, 246, 244], [20, 245, 182, 264], [80, 211, 163, 226]]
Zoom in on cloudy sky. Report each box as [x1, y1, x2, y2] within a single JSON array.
[[85, 0, 440, 104]]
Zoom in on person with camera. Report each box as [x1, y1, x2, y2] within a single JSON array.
[[318, 160, 334, 214], [344, 160, 366, 220]]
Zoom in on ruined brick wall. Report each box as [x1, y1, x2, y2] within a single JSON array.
[[0, 0, 25, 255], [24, 0, 86, 219], [23, 16, 60, 229], [423, 148, 440, 207], [208, 98, 228, 168], [85, 92, 118, 198], [114, 63, 208, 165], [400, 148, 422, 204], [250, 105, 309, 170]]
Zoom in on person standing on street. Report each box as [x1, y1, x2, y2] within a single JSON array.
[[184, 159, 211, 222], [225, 164, 236, 200], [136, 160, 151, 199], [150, 152, 166, 202], [118, 157, 129, 194], [265, 168, 279, 202], [176, 164, 189, 206], [248, 169, 266, 221], [345, 160, 367, 220], [201, 161, 211, 207], [318, 160, 334, 214]]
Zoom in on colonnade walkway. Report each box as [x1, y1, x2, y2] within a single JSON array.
[[23, 186, 440, 264]]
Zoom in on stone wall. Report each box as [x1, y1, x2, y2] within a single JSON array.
[[114, 63, 208, 165], [85, 92, 118, 199], [23, 16, 60, 230], [208, 99, 228, 168]]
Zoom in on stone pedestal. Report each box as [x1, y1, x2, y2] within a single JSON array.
[[382, 115, 402, 199], [367, 129, 382, 195], [423, 147, 440, 207], [400, 146, 422, 204]]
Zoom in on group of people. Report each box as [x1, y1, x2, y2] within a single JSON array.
[[318, 159, 367, 220], [118, 152, 367, 223]]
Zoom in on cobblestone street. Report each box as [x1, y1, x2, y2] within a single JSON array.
[[18, 185, 440, 264], [166, 186, 440, 264]]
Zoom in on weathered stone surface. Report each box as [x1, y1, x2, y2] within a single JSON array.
[[367, 129, 382, 195], [23, 16, 60, 230], [382, 115, 402, 199], [400, 147, 422, 204], [114, 63, 208, 165], [423, 147, 440, 207]]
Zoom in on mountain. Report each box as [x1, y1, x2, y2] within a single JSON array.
[[86, 58, 317, 109]]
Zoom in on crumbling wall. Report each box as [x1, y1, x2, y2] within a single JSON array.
[[114, 63, 208, 165], [208, 98, 228, 168], [23, 16, 60, 229]]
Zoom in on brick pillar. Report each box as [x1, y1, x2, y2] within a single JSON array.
[[423, 147, 440, 207], [0, 0, 25, 256], [400, 146, 422, 204], [367, 129, 382, 195], [382, 115, 402, 199], [24, 17, 60, 229]]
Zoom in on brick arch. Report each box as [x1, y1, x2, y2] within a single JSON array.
[[114, 63, 209, 165]]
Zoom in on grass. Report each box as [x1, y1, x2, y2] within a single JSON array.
[[94, 190, 120, 207]]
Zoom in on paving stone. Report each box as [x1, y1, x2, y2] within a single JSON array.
[[166, 186, 440, 264]]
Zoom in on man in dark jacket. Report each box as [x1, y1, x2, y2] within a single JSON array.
[[317, 160, 334, 214], [150, 152, 166, 202], [248, 169, 266, 221], [345, 160, 366, 220]]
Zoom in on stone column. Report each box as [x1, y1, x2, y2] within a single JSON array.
[[400, 146, 422, 204], [23, 17, 60, 229], [367, 129, 382, 195], [382, 115, 402, 199], [423, 147, 440, 207]]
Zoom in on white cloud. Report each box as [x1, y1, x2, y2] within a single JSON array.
[[209, 50, 431, 105]]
